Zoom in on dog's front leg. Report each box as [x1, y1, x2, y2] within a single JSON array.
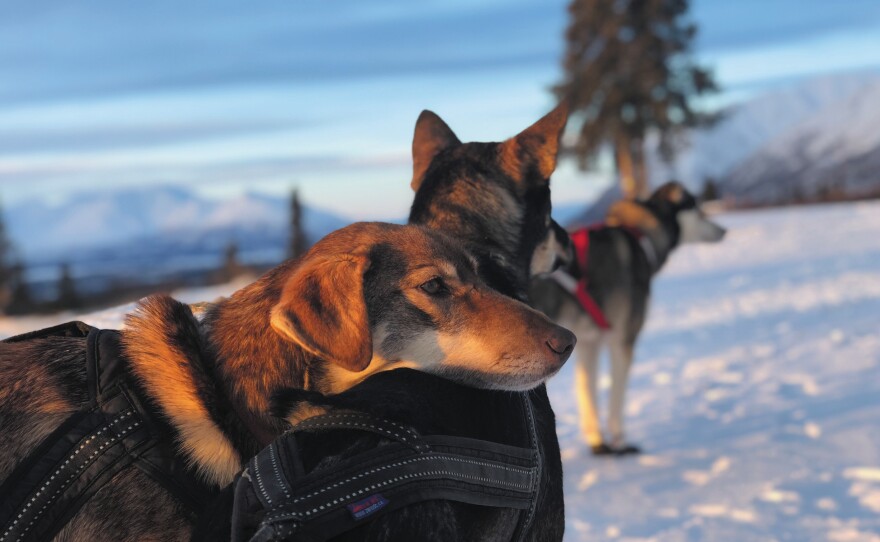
[[574, 335, 603, 450], [607, 337, 639, 454]]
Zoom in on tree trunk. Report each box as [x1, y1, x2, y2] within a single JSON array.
[[614, 133, 637, 200], [630, 138, 650, 199]]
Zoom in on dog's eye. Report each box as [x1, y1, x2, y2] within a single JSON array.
[[419, 277, 446, 295]]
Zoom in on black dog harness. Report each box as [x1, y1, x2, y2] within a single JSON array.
[[2, 325, 546, 542], [0, 322, 213, 542], [229, 411, 539, 542]]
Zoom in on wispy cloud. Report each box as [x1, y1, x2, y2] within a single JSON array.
[[0, 119, 316, 155], [1, 0, 879, 218], [0, 1, 564, 106]]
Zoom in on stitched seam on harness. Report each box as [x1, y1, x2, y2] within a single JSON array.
[[266, 453, 534, 518], [0, 410, 135, 540], [295, 417, 429, 452], [1, 412, 140, 542], [297, 421, 410, 443], [269, 443, 290, 500], [279, 453, 533, 508], [251, 456, 272, 505], [266, 464, 531, 523], [297, 414, 420, 441], [517, 393, 540, 542], [12, 421, 142, 542]]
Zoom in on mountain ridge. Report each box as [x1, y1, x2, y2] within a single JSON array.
[[6, 185, 351, 263], [647, 70, 880, 203]]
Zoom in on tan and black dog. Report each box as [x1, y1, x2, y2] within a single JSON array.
[[193, 106, 579, 542], [408, 103, 572, 540], [531, 182, 726, 455], [0, 222, 574, 541], [409, 104, 572, 298]]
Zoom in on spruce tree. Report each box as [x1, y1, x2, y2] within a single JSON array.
[[288, 189, 308, 260], [556, 0, 718, 199], [222, 241, 241, 281], [0, 200, 14, 313], [8, 261, 32, 315], [700, 178, 720, 202], [56, 263, 79, 310]]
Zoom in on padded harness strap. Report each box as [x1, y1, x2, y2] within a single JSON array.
[[0, 326, 152, 542], [232, 413, 539, 542], [0, 400, 149, 542], [0, 324, 213, 542], [290, 413, 427, 452]]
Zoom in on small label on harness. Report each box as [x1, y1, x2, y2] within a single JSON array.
[[346, 493, 389, 521]]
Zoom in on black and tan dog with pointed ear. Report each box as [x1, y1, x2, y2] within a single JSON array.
[[0, 221, 575, 541], [410, 103, 573, 301], [408, 103, 573, 541]]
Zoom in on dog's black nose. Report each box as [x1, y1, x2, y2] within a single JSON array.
[[546, 327, 576, 362]]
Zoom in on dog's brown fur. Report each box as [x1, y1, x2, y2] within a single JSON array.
[[1, 221, 574, 541], [410, 103, 572, 298], [122, 222, 574, 486], [0, 336, 87, 481], [408, 103, 573, 541]]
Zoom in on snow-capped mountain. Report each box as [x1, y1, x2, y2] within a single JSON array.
[[7, 186, 350, 263], [723, 79, 880, 203], [648, 71, 880, 203]]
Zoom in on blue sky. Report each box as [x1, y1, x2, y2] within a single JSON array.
[[1, 0, 880, 219]]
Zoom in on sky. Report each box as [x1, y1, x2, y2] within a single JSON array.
[[2, 0, 880, 219]]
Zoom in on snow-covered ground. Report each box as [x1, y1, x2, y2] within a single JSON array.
[[548, 201, 880, 541], [1, 201, 878, 541]]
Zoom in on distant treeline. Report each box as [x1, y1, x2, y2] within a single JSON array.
[[704, 178, 880, 211], [0, 189, 309, 316]]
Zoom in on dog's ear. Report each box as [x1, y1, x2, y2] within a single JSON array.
[[499, 101, 569, 183], [412, 110, 461, 191], [650, 181, 686, 205], [270, 254, 373, 372], [606, 200, 659, 231]]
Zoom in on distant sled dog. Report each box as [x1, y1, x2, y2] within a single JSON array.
[[530, 182, 726, 455]]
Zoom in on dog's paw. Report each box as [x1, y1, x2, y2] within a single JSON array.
[[590, 443, 616, 456], [590, 442, 642, 457], [613, 444, 642, 456]]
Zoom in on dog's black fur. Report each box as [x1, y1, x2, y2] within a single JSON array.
[[3, 223, 573, 542], [407, 104, 571, 540], [0, 326, 196, 541], [200, 369, 545, 541], [3, 100, 575, 541], [196, 104, 574, 541], [530, 182, 726, 453]]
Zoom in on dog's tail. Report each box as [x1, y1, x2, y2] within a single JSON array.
[[122, 295, 242, 487]]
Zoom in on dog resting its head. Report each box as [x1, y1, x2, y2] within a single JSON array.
[[124, 222, 574, 486], [409, 103, 572, 300], [226, 222, 575, 395], [405, 105, 572, 540], [271, 222, 575, 392]]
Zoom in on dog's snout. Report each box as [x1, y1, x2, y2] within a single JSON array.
[[546, 327, 576, 362]]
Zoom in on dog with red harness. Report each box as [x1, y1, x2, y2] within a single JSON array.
[[530, 182, 726, 455]]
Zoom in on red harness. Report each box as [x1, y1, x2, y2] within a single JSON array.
[[564, 224, 649, 330], [569, 227, 611, 329]]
